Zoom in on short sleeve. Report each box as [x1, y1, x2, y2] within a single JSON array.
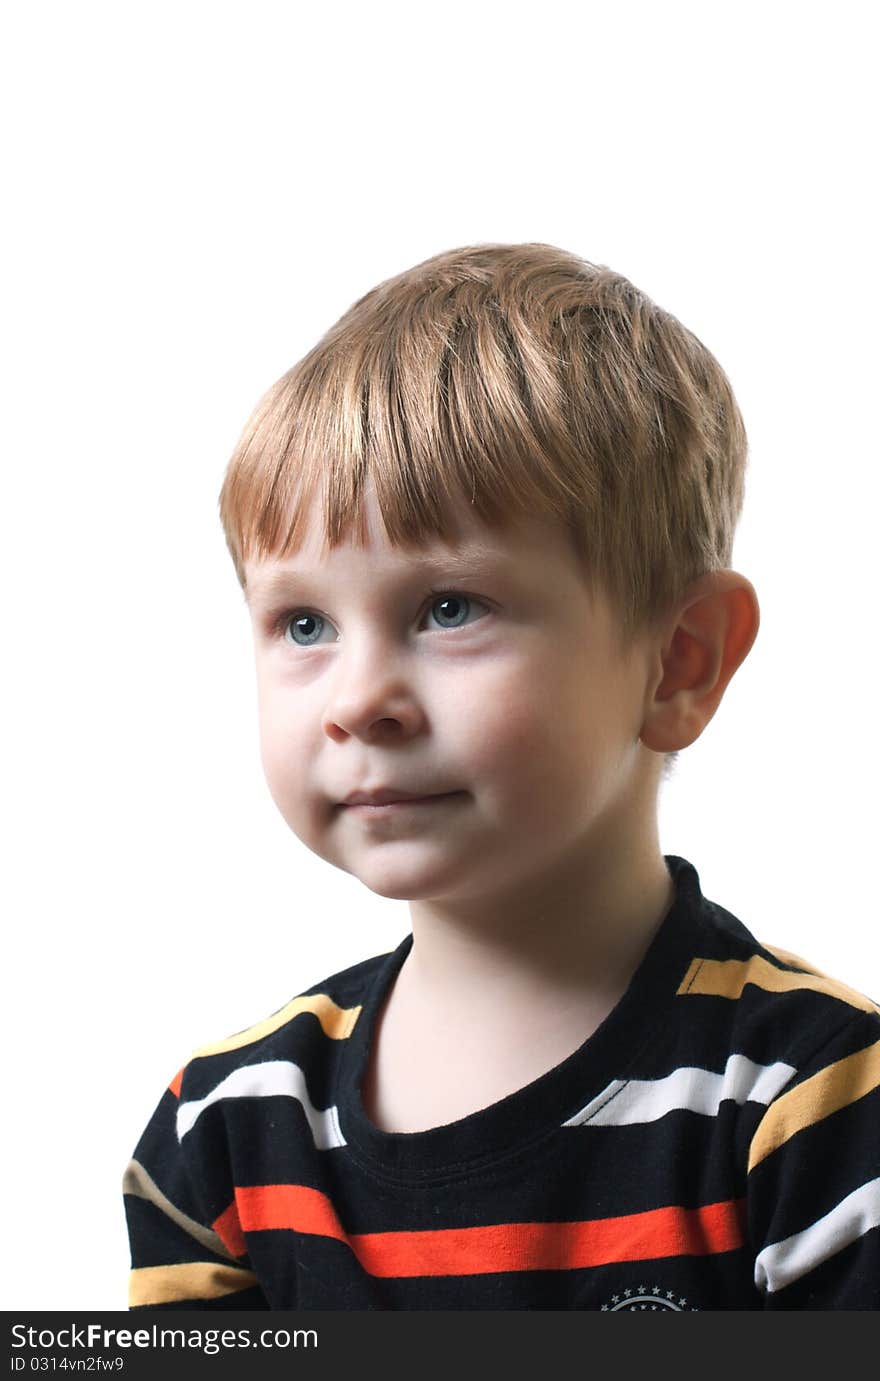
[[123, 1067, 269, 1310], [745, 1016, 880, 1308]]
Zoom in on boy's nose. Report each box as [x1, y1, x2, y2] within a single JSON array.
[[320, 645, 425, 744]]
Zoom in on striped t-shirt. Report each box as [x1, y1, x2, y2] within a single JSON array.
[[124, 854, 880, 1310]]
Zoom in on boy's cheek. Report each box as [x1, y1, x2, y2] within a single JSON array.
[[258, 758, 343, 867], [475, 693, 617, 811], [257, 720, 310, 816], [468, 681, 574, 767]]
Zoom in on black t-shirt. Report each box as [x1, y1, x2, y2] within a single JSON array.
[[124, 855, 880, 1310]]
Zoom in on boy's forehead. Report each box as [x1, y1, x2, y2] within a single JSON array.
[[244, 528, 522, 603], [243, 485, 581, 600]]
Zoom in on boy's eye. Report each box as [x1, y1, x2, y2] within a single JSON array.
[[425, 593, 483, 630], [276, 591, 488, 647], [283, 611, 330, 647]]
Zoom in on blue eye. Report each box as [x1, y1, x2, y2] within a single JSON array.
[[427, 593, 473, 629], [275, 590, 488, 647], [284, 612, 330, 647]]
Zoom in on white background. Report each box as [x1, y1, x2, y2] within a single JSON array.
[[2, 0, 877, 1310]]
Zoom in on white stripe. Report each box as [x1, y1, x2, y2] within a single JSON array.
[[176, 1059, 346, 1149], [755, 1178, 880, 1294], [562, 1054, 796, 1128]]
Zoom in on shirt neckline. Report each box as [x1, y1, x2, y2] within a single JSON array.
[[336, 854, 707, 1184]]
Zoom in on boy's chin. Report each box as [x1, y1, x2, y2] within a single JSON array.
[[299, 831, 487, 903], [354, 870, 456, 904], [345, 855, 475, 904]]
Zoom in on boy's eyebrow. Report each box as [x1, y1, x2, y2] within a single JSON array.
[[245, 548, 509, 607]]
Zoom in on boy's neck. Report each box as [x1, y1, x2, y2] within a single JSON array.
[[403, 825, 675, 1021], [362, 824, 675, 1134]]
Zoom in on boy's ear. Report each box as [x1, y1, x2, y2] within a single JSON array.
[[639, 570, 760, 753]]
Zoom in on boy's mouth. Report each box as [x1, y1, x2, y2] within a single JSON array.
[[339, 788, 465, 811]]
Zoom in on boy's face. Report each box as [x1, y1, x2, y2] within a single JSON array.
[[244, 485, 661, 907]]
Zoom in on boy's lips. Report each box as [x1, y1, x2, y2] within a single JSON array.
[[339, 787, 463, 808]]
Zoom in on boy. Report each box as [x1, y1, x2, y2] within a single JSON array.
[[124, 243, 879, 1310]]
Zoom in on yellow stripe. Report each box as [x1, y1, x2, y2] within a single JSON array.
[[677, 953, 878, 1015], [192, 992, 363, 1059], [764, 945, 880, 1013], [129, 1262, 259, 1307], [748, 1039, 880, 1171], [763, 944, 829, 974]]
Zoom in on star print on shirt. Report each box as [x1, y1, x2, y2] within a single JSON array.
[[599, 1283, 699, 1311]]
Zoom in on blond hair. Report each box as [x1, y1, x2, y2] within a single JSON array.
[[219, 242, 749, 774]]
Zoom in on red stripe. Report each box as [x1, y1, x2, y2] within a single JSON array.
[[235, 1183, 348, 1242], [226, 1183, 745, 1278], [213, 1200, 246, 1258], [168, 1068, 184, 1099]]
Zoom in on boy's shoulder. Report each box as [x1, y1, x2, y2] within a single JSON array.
[[663, 861, 879, 1080], [689, 883, 877, 1016], [175, 942, 405, 1102]]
